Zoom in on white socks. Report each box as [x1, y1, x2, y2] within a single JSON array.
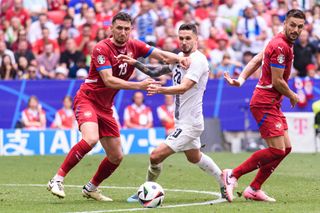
[[146, 163, 162, 182], [85, 181, 97, 191], [196, 153, 224, 187], [53, 174, 64, 182]]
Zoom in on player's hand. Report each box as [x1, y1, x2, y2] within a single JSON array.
[[146, 83, 161, 96], [290, 93, 299, 108], [115, 54, 136, 65], [224, 72, 241, 87], [139, 78, 160, 91], [179, 57, 191, 70]]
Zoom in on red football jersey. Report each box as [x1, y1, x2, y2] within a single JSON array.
[[250, 33, 294, 107], [78, 38, 154, 108]]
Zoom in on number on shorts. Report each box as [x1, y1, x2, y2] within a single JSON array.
[[171, 128, 182, 138]]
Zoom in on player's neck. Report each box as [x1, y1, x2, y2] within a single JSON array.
[[111, 38, 126, 47]]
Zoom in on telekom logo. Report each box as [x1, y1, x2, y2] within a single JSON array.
[[293, 118, 308, 135]]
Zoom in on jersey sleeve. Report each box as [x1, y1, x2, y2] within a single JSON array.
[[133, 39, 155, 58], [92, 44, 112, 72], [184, 57, 208, 83], [269, 42, 289, 69]]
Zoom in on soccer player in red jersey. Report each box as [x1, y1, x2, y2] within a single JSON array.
[[47, 12, 190, 201], [222, 9, 305, 202]]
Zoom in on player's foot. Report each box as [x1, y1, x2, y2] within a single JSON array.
[[82, 186, 113, 201], [126, 193, 139, 203], [221, 169, 237, 202], [220, 186, 227, 199], [47, 179, 65, 198], [243, 186, 276, 202]]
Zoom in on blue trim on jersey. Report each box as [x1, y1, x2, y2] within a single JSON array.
[[258, 113, 268, 128], [143, 47, 154, 58], [270, 63, 285, 69], [97, 65, 112, 71]]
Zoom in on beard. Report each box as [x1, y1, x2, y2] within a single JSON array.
[[181, 46, 192, 54]]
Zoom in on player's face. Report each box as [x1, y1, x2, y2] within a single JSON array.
[[178, 30, 196, 54], [284, 17, 305, 43], [111, 20, 132, 45]]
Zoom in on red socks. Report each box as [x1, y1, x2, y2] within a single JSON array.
[[232, 147, 285, 179], [250, 147, 292, 190], [91, 157, 119, 186], [58, 139, 92, 177]]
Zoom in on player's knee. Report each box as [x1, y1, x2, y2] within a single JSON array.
[[108, 153, 123, 164], [150, 151, 161, 164], [186, 155, 200, 164], [82, 136, 99, 146]]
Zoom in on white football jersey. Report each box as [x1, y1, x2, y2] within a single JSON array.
[[169, 50, 209, 129]]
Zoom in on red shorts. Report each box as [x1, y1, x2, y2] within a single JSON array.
[[73, 92, 120, 138], [250, 106, 288, 139]]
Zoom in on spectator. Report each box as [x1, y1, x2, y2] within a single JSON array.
[[157, 94, 174, 135], [209, 33, 236, 67], [120, 0, 140, 19], [211, 53, 242, 79], [0, 41, 16, 66], [124, 91, 153, 129], [200, 10, 232, 39], [14, 40, 35, 63], [75, 23, 93, 55], [57, 28, 68, 53], [22, 65, 41, 80], [68, 0, 94, 14], [237, 4, 268, 55], [54, 66, 68, 80], [76, 68, 88, 80], [5, 0, 30, 28], [16, 56, 29, 78], [0, 54, 17, 79], [95, 28, 107, 42], [37, 43, 60, 78], [5, 16, 22, 44], [28, 13, 58, 43], [217, 0, 241, 28], [32, 27, 60, 55], [175, 11, 195, 34], [0, 29, 11, 49], [306, 64, 320, 79], [135, 0, 158, 43], [21, 95, 46, 129], [58, 15, 79, 38], [294, 30, 316, 77], [96, 0, 118, 29], [172, 0, 190, 26], [11, 29, 32, 52], [68, 54, 89, 78], [51, 95, 77, 129], [23, 0, 48, 19], [59, 38, 84, 70]]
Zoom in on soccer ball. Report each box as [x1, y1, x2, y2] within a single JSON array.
[[137, 181, 165, 208]]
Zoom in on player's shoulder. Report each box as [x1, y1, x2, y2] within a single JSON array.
[[268, 34, 291, 49], [191, 50, 208, 65]]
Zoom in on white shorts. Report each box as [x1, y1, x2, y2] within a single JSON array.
[[164, 126, 203, 152]]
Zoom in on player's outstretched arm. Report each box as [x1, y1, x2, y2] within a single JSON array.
[[149, 48, 191, 70], [224, 52, 263, 87], [116, 54, 172, 77], [147, 78, 195, 95], [99, 68, 157, 90]]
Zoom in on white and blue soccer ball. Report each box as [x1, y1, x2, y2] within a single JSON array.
[[137, 181, 165, 208]]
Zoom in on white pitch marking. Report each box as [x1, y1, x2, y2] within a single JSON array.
[[0, 184, 226, 213]]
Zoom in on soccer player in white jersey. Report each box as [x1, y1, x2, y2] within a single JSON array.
[[117, 23, 225, 201]]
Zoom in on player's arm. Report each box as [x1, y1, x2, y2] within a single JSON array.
[[224, 51, 263, 87], [271, 67, 298, 108], [148, 78, 196, 95], [149, 48, 190, 69], [116, 54, 171, 77], [99, 68, 155, 90]]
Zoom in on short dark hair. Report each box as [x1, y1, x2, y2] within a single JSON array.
[[178, 23, 197, 35], [285, 9, 306, 21], [112, 12, 132, 24]]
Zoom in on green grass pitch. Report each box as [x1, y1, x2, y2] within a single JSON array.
[[1, 153, 320, 213]]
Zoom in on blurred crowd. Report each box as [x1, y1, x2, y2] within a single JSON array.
[[1, 0, 320, 81]]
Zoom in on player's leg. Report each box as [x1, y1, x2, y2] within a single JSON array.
[[184, 148, 225, 198], [47, 121, 99, 198], [82, 136, 122, 201], [245, 131, 292, 201], [222, 108, 286, 202]]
